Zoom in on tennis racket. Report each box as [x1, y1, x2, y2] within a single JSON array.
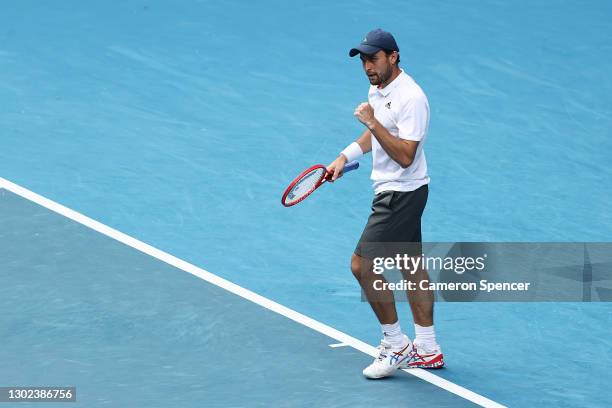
[[281, 161, 359, 207]]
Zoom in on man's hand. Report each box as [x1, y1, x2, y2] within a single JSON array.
[[354, 102, 377, 129], [326, 155, 348, 182]]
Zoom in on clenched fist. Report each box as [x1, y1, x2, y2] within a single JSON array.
[[354, 102, 377, 129]]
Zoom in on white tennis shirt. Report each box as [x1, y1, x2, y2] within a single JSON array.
[[368, 69, 430, 194]]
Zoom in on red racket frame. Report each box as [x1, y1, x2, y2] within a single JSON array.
[[281, 164, 328, 207]]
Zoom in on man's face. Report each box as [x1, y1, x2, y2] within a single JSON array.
[[360, 50, 395, 86]]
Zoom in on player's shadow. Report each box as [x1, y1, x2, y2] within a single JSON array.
[[541, 245, 612, 301]]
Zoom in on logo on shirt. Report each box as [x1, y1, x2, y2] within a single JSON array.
[[385, 101, 392, 109]]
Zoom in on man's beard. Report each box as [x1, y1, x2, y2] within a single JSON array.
[[367, 66, 392, 85]]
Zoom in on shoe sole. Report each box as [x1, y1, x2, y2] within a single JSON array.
[[403, 355, 445, 369]]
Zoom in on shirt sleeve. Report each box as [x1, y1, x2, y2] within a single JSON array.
[[397, 95, 429, 141]]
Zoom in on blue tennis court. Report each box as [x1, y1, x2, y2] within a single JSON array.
[[1, 1, 611, 407]]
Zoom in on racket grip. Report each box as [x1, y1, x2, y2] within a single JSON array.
[[344, 161, 360, 173]]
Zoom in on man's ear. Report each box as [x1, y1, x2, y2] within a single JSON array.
[[391, 52, 398, 65]]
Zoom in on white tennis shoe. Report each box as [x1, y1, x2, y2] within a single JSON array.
[[363, 335, 414, 379]]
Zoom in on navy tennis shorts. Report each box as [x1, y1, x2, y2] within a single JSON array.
[[354, 184, 428, 260]]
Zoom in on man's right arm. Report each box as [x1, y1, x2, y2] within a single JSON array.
[[327, 129, 371, 181]]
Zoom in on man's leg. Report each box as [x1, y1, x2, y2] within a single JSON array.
[[350, 253, 398, 324], [402, 265, 434, 326], [399, 205, 442, 360], [351, 252, 415, 378], [401, 260, 444, 368]]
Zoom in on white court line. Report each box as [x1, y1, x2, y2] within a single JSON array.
[[328, 343, 349, 348], [0, 177, 505, 408]]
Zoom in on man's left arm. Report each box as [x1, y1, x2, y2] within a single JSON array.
[[354, 97, 427, 168]]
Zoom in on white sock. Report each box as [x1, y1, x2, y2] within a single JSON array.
[[381, 321, 407, 349], [414, 324, 437, 348]]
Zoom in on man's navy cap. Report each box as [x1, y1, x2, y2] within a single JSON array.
[[349, 28, 399, 57]]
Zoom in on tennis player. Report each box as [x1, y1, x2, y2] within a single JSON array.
[[327, 29, 444, 379]]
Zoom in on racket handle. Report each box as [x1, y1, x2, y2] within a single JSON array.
[[344, 161, 360, 173]]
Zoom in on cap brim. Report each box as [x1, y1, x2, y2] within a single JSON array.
[[349, 43, 382, 57]]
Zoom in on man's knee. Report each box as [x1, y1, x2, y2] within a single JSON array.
[[351, 253, 373, 281], [350, 253, 362, 281]]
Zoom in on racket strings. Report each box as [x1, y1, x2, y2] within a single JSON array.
[[285, 167, 326, 205]]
